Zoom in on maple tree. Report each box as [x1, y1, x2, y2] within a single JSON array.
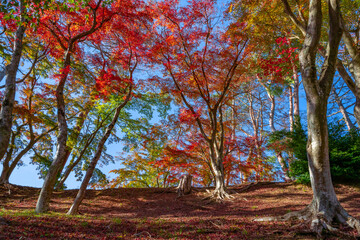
[[34, 0, 126, 213], [66, 0, 152, 214], [148, 0, 250, 199]]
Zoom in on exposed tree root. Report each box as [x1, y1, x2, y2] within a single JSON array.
[[202, 188, 234, 202], [254, 202, 360, 237]]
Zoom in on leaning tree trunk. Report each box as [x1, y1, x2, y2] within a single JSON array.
[[0, 3, 26, 160], [36, 52, 71, 213], [340, 17, 360, 127], [67, 86, 132, 215], [56, 108, 105, 191], [55, 109, 90, 190], [331, 88, 355, 130]]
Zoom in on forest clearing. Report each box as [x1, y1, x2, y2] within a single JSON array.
[[1, 182, 359, 239]]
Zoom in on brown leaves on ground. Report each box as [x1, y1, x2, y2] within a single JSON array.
[[0, 182, 359, 239]]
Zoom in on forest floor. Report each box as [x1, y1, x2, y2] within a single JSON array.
[[0, 182, 359, 239]]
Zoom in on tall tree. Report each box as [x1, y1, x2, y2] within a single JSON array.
[[275, 0, 360, 234], [35, 0, 115, 213], [66, 2, 151, 213], [0, 0, 27, 160], [150, 0, 249, 199]]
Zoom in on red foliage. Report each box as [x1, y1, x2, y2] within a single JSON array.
[[258, 37, 298, 84], [95, 68, 132, 100]]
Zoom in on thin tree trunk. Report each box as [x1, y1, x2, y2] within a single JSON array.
[[0, 2, 26, 160], [292, 64, 300, 118], [56, 106, 116, 190], [289, 86, 294, 132], [0, 67, 6, 82], [0, 132, 16, 184], [56, 125, 100, 190], [0, 127, 55, 184], [331, 88, 355, 130], [55, 109, 91, 190], [67, 86, 132, 215], [260, 84, 291, 181], [36, 52, 71, 213], [340, 17, 360, 127]]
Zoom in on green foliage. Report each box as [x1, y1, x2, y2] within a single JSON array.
[[328, 123, 360, 183], [287, 117, 308, 183], [280, 118, 360, 184]]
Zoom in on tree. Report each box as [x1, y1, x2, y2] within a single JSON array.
[[35, 0, 117, 213], [0, 0, 27, 160], [67, 2, 151, 213], [274, 0, 360, 234], [149, 0, 249, 199], [0, 73, 57, 184], [339, 0, 360, 126]]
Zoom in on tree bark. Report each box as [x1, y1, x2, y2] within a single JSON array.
[[0, 2, 26, 160], [67, 86, 132, 215], [177, 174, 192, 197], [0, 130, 17, 184]]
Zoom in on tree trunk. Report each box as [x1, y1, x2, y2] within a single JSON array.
[[340, 17, 360, 127], [263, 84, 291, 181], [55, 109, 90, 190], [177, 174, 192, 197], [208, 152, 228, 199], [278, 0, 360, 234], [0, 67, 6, 82], [67, 86, 132, 215], [331, 88, 355, 130], [56, 109, 103, 191], [288, 86, 294, 132], [0, 2, 26, 160], [56, 129, 98, 190], [292, 64, 300, 118], [36, 52, 71, 213], [1, 139, 36, 184]]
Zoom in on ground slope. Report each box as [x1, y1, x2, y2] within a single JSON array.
[[0, 182, 359, 239]]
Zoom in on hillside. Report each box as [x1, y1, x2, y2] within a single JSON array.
[[0, 182, 359, 239]]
